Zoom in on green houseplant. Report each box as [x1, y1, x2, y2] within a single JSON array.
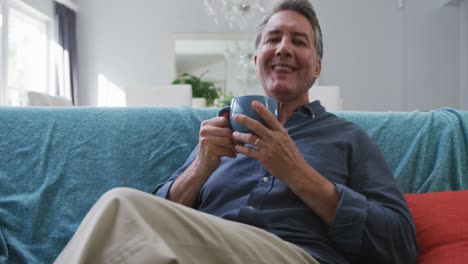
[[172, 72, 219, 106]]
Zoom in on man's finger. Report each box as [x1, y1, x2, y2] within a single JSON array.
[[252, 101, 283, 131], [233, 114, 270, 138]]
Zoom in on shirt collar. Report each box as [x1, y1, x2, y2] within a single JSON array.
[[295, 100, 326, 119]]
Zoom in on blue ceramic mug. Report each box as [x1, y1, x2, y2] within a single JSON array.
[[218, 95, 278, 133]]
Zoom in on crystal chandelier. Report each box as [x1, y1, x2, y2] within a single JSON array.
[[203, 0, 266, 30]]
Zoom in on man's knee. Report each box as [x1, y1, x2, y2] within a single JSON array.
[[98, 187, 168, 210], [97, 187, 152, 208], [101, 187, 138, 200]]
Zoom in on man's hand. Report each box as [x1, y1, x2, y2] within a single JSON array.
[[232, 101, 339, 224], [232, 101, 306, 185], [196, 116, 236, 174], [168, 116, 235, 207]]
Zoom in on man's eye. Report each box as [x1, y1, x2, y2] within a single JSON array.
[[294, 40, 306, 46], [266, 38, 280, 43]]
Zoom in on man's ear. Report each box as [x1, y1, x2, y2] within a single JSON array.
[[254, 54, 258, 67], [313, 58, 322, 78]]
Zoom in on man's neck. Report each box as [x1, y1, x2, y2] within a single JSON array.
[[277, 98, 309, 124]]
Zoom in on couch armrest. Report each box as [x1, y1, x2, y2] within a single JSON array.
[[404, 191, 468, 264]]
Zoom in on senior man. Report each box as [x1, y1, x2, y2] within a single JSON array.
[[55, 0, 418, 263]]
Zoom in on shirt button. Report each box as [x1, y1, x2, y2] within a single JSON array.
[[262, 177, 269, 183], [247, 206, 254, 210]]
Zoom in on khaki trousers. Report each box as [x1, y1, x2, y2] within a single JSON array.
[[54, 187, 319, 264]]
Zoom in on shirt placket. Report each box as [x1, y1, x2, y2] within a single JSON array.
[[236, 167, 274, 226]]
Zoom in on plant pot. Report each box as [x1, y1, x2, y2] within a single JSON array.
[[192, 97, 206, 108]]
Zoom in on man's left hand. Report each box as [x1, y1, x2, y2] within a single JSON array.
[[232, 101, 308, 185]]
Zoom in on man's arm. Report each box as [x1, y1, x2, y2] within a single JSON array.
[[167, 156, 214, 207], [328, 139, 418, 263], [233, 102, 417, 263], [154, 116, 235, 208]]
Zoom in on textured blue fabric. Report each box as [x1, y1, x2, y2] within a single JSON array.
[[0, 106, 467, 264], [336, 108, 468, 193], [0, 107, 216, 264]]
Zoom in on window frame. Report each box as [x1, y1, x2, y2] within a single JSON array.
[[0, 0, 53, 105]]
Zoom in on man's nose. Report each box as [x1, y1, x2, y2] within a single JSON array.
[[275, 39, 292, 57]]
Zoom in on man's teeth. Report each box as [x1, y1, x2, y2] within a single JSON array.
[[273, 65, 293, 72]]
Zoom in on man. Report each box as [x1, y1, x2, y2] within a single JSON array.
[[55, 0, 418, 263]]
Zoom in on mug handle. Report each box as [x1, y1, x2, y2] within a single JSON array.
[[218, 106, 231, 119]]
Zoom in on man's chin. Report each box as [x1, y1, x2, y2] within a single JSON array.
[[265, 90, 294, 103], [266, 84, 294, 96], [265, 85, 310, 103]]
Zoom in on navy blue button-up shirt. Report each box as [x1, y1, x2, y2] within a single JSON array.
[[153, 101, 417, 264]]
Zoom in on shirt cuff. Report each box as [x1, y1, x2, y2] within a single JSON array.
[[151, 180, 175, 199], [328, 183, 368, 256]]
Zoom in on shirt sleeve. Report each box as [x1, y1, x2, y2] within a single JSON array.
[[151, 145, 199, 198], [328, 133, 418, 263]]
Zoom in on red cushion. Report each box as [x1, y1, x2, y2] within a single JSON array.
[[404, 191, 468, 264]]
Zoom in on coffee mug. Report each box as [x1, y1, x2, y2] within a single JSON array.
[[218, 95, 278, 133]]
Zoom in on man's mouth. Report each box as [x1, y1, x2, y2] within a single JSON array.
[[272, 64, 295, 73]]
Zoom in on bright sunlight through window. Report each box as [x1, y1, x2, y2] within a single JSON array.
[[98, 74, 126, 107], [7, 8, 48, 106]]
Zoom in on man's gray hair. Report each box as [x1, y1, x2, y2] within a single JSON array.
[[255, 0, 323, 59]]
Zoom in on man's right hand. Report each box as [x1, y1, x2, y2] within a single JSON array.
[[168, 116, 235, 207], [195, 116, 236, 175]]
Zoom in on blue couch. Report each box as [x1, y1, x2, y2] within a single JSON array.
[[0, 107, 467, 263]]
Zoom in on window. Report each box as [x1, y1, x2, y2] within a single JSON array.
[[0, 0, 51, 106]]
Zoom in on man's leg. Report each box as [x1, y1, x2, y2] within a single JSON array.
[[54, 187, 319, 264]]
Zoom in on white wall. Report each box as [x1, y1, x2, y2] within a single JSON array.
[[461, 0, 468, 110], [315, 0, 460, 111], [20, 0, 53, 17], [404, 0, 459, 111], [76, 0, 229, 106], [315, 1, 405, 111], [76, 0, 463, 111]]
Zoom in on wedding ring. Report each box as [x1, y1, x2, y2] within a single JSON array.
[[254, 138, 261, 146]]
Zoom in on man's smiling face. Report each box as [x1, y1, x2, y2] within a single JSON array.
[[255, 10, 321, 104]]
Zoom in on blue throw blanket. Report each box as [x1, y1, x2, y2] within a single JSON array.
[[337, 108, 468, 193], [0, 107, 215, 263], [0, 107, 467, 263]]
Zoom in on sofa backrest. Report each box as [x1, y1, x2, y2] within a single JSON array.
[[336, 108, 468, 193], [0, 107, 215, 263], [0, 106, 467, 263]]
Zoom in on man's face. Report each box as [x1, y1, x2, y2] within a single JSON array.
[[255, 10, 321, 103]]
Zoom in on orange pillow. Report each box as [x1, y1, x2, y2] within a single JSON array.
[[404, 191, 468, 264]]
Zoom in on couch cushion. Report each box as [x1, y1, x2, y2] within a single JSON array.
[[404, 191, 468, 264], [0, 107, 219, 263], [338, 109, 468, 193]]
